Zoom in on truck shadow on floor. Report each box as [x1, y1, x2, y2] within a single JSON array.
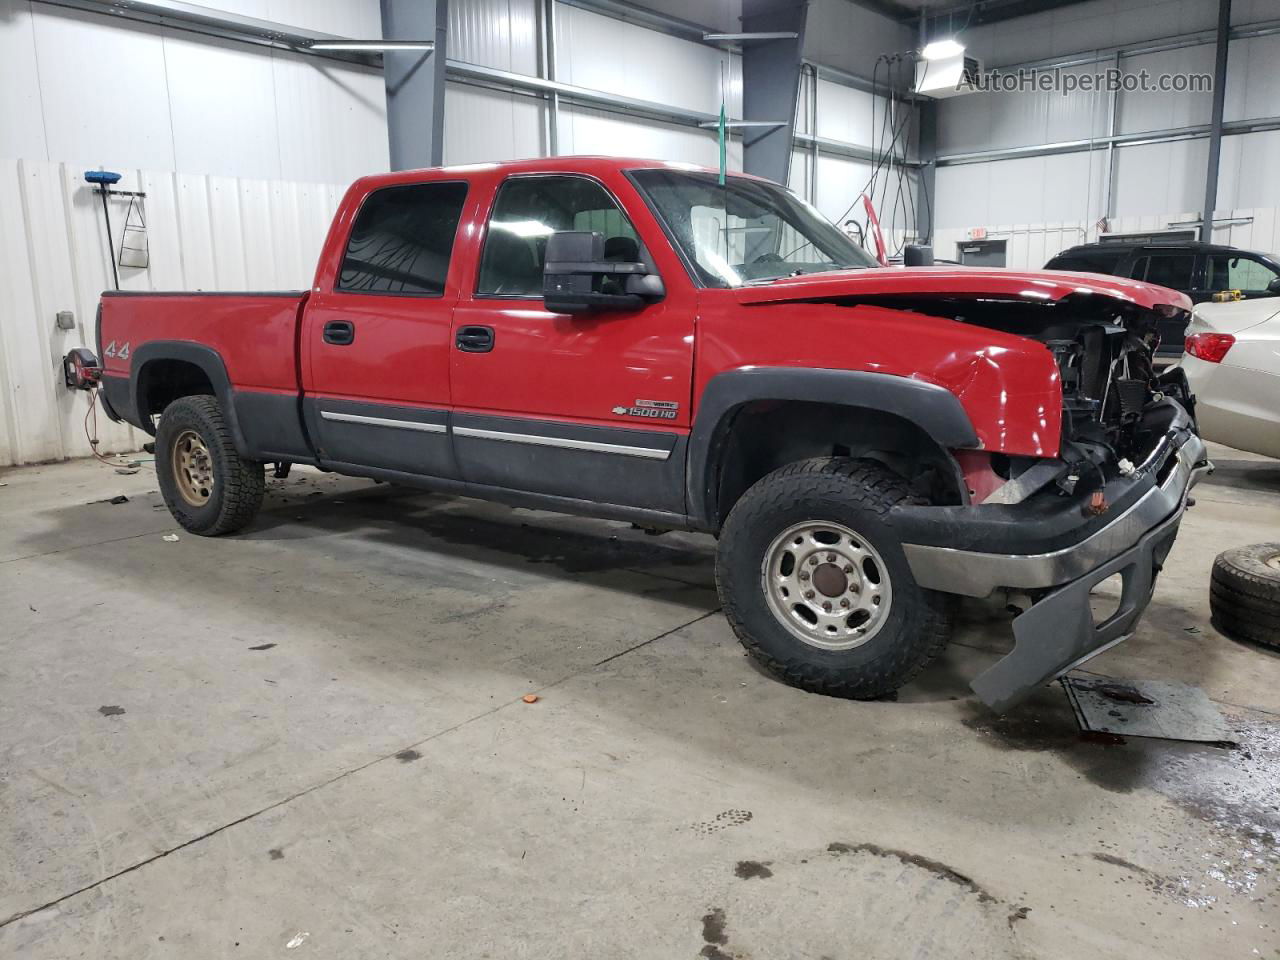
[[241, 478, 717, 583]]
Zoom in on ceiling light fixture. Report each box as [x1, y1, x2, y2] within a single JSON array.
[[921, 38, 965, 60]]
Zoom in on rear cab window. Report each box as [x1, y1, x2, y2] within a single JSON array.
[[338, 181, 469, 295]]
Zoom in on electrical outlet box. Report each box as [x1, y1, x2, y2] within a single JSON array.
[[56, 310, 76, 331]]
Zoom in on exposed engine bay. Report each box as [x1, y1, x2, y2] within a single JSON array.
[[846, 292, 1196, 500], [948, 294, 1194, 463]]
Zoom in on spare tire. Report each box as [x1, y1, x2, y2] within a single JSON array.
[[1210, 544, 1280, 649]]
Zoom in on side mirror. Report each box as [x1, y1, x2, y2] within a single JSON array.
[[1267, 278, 1280, 295], [903, 244, 934, 267], [543, 231, 665, 314]]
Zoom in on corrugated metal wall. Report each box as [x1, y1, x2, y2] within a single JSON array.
[[0, 0, 390, 184], [934, 6, 1280, 231], [0, 158, 344, 466], [443, 0, 747, 171]]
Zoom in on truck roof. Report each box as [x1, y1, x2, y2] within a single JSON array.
[[350, 156, 767, 192]]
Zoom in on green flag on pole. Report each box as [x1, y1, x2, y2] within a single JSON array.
[[718, 101, 727, 186]]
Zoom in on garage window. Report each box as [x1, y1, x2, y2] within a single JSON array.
[[338, 182, 469, 295]]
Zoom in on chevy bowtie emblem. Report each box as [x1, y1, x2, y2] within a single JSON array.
[[612, 399, 679, 420]]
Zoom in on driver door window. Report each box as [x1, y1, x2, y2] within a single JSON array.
[[476, 176, 640, 297]]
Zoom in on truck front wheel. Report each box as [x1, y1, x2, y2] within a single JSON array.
[[717, 458, 953, 700], [155, 395, 265, 536]]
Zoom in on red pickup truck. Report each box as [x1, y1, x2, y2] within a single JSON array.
[[94, 156, 1209, 711]]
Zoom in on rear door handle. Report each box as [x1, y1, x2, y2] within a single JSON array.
[[323, 320, 355, 345], [456, 325, 495, 353]]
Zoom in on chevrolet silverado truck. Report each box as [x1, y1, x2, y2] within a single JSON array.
[[93, 156, 1209, 712]]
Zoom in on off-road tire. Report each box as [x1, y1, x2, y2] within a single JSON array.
[[155, 395, 265, 536], [716, 458, 953, 699], [1210, 544, 1280, 649]]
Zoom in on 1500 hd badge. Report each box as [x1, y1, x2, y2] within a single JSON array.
[[613, 399, 679, 420]]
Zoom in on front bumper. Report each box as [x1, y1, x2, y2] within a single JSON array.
[[896, 401, 1210, 712]]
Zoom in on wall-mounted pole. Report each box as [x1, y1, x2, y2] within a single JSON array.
[[97, 188, 120, 290], [915, 100, 936, 244], [540, 0, 560, 155], [913, 8, 935, 245], [1102, 50, 1122, 224], [380, 0, 448, 170], [1200, 0, 1231, 242]]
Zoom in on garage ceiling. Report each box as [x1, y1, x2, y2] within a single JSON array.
[[852, 0, 1098, 30], [617, 0, 1102, 37]]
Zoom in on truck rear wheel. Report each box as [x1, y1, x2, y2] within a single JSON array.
[[716, 458, 953, 700], [1210, 544, 1280, 650], [155, 395, 264, 536]]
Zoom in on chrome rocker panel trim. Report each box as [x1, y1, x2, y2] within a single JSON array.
[[452, 425, 672, 460], [320, 410, 447, 434]]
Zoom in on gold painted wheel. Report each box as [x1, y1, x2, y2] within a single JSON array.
[[172, 429, 215, 507]]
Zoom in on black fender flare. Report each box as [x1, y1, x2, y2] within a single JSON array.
[[128, 341, 249, 454], [685, 367, 981, 529]]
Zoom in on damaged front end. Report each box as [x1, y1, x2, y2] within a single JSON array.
[[886, 293, 1210, 712]]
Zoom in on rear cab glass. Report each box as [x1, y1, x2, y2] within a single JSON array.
[[338, 181, 469, 295]]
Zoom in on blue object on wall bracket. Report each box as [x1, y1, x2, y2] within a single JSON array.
[[84, 169, 123, 185]]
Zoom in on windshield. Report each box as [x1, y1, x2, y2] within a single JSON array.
[[629, 168, 879, 287]]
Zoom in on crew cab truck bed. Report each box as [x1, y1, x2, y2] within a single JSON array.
[[94, 155, 1209, 712]]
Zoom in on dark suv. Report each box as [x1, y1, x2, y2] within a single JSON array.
[[1045, 240, 1280, 356]]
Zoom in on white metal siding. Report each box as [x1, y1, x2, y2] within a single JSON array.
[[555, 3, 741, 117], [0, 159, 344, 467], [1116, 45, 1217, 135], [957, 0, 1218, 66], [0, 0, 389, 184], [1219, 130, 1280, 211], [556, 105, 740, 169], [449, 0, 539, 74], [936, 63, 1111, 156], [1224, 33, 1280, 123], [1111, 138, 1211, 218], [935, 151, 1107, 229], [444, 84, 546, 164]]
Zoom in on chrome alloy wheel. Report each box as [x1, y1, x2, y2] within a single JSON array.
[[760, 521, 893, 650], [172, 429, 215, 507]]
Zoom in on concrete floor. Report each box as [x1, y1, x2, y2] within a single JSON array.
[[1, 446, 1278, 959]]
